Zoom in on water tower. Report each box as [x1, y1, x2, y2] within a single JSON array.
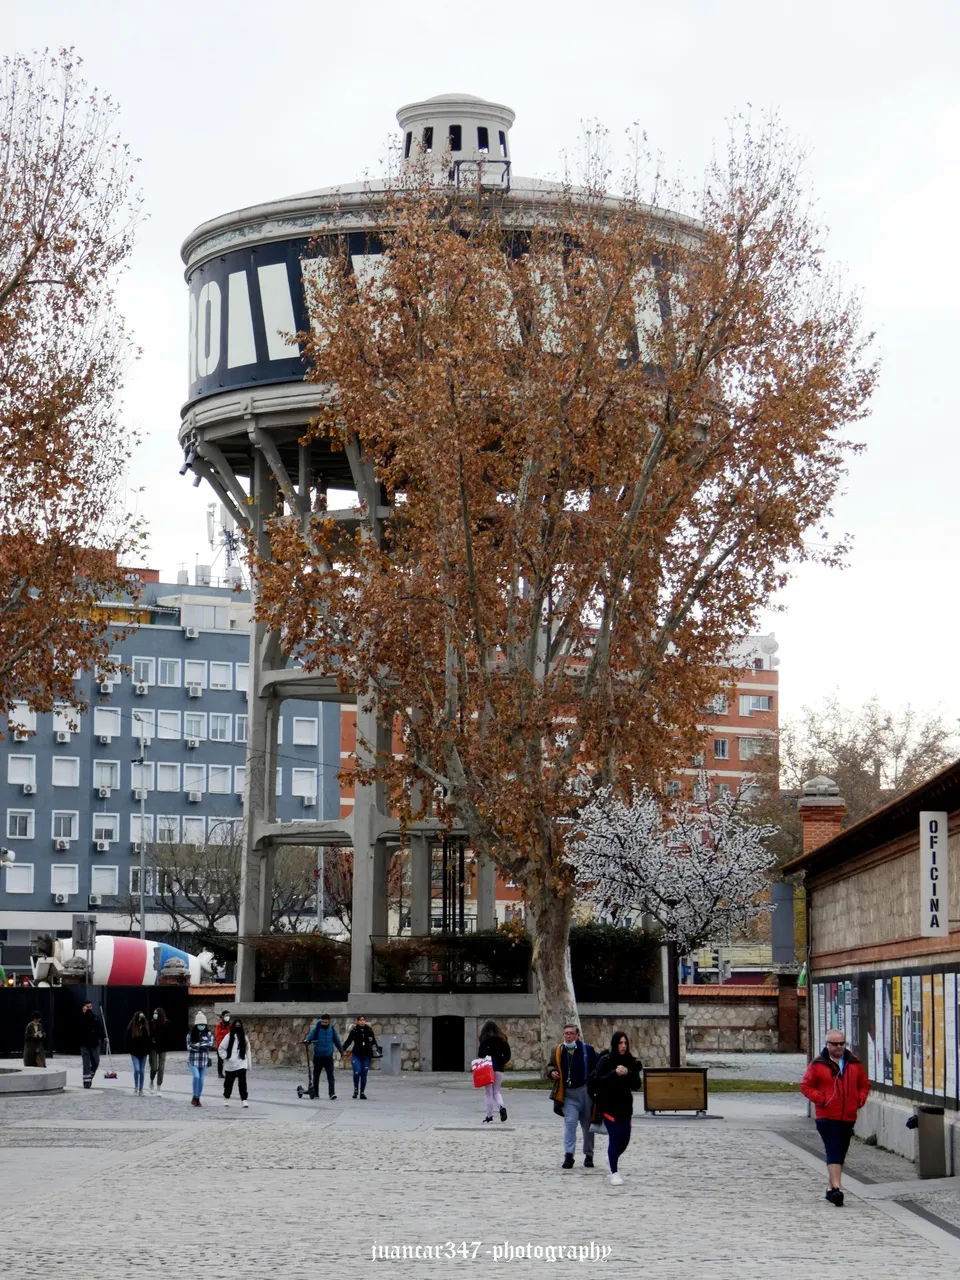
[[179, 94, 517, 1000]]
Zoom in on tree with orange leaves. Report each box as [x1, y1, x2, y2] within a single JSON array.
[[0, 50, 142, 721], [254, 123, 875, 1044]]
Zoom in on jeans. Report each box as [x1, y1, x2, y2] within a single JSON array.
[[816, 1119, 855, 1167], [189, 1062, 208, 1098], [130, 1055, 147, 1091], [313, 1055, 336, 1097], [562, 1085, 594, 1157], [483, 1072, 505, 1117], [149, 1050, 166, 1088], [81, 1046, 100, 1088], [352, 1055, 372, 1093], [603, 1116, 632, 1173], [224, 1068, 248, 1101]]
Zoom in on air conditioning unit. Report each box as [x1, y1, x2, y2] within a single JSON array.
[[55, 730, 71, 744], [98, 734, 112, 745], [187, 790, 202, 803], [97, 786, 111, 799], [184, 626, 199, 639], [133, 788, 148, 801], [55, 840, 70, 852], [99, 681, 112, 694], [54, 892, 68, 904], [94, 840, 109, 853], [22, 782, 36, 796], [186, 737, 199, 749], [132, 841, 145, 854], [134, 681, 148, 696], [187, 683, 202, 698], [302, 794, 316, 808], [88, 894, 102, 906], [13, 730, 29, 742]]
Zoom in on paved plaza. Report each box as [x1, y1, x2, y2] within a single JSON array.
[[2, 1058, 960, 1279]]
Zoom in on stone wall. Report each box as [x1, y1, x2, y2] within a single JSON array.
[[680, 987, 808, 1054], [489, 1014, 676, 1069]]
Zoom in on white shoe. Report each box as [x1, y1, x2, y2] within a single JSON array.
[[224, 1100, 231, 1107], [155, 1090, 162, 1098], [132, 1088, 139, 1095], [148, 1083, 154, 1093], [609, 1173, 623, 1186], [242, 1101, 249, 1108]]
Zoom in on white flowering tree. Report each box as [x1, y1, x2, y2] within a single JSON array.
[[568, 777, 778, 1065]]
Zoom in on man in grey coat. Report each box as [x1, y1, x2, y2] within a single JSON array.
[[546, 1022, 598, 1169]]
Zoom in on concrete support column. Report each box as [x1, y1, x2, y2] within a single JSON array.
[[464, 1016, 478, 1068], [418, 1015, 433, 1071], [349, 697, 392, 994], [409, 835, 432, 936], [476, 854, 497, 931]]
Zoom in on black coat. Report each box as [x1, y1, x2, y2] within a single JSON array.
[[591, 1051, 642, 1120], [150, 1019, 177, 1053], [478, 1033, 511, 1072], [78, 1009, 102, 1050], [343, 1024, 378, 1058], [125, 1021, 151, 1058]]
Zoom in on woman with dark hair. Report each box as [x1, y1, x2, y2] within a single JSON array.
[[149, 1007, 174, 1096], [219, 1017, 251, 1108], [186, 1012, 215, 1107], [23, 1012, 46, 1067], [477, 1020, 511, 1123], [125, 1011, 151, 1096], [590, 1030, 642, 1186]]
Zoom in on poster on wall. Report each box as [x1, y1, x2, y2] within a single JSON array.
[[852, 983, 860, 1056], [818, 984, 827, 1053], [883, 978, 894, 1085], [902, 976, 913, 1091], [945, 973, 957, 1101], [874, 978, 884, 1081], [892, 976, 903, 1088], [831, 982, 839, 1034], [913, 975, 923, 1094], [922, 975, 934, 1095], [934, 973, 946, 1097], [812, 984, 821, 1051], [844, 982, 853, 1048]]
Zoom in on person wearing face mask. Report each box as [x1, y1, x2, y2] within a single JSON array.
[[590, 1031, 642, 1186], [342, 1015, 379, 1099], [220, 1017, 251, 1107], [800, 1028, 870, 1206], [214, 1010, 232, 1079], [546, 1022, 598, 1170], [186, 1012, 215, 1107], [149, 1007, 174, 1096]]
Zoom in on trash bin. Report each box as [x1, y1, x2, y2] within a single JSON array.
[[379, 1035, 405, 1076], [912, 1105, 947, 1179]]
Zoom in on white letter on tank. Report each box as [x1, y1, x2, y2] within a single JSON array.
[[196, 281, 222, 378], [227, 270, 257, 368], [257, 263, 299, 360]]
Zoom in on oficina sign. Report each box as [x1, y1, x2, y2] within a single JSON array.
[[919, 811, 949, 937]]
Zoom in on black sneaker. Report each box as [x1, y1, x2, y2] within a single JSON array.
[[483, 1115, 494, 1124], [825, 1188, 844, 1207], [360, 1092, 367, 1099], [353, 1089, 358, 1099], [584, 1155, 594, 1169], [499, 1105, 508, 1122], [562, 1154, 575, 1169], [329, 1094, 337, 1101]]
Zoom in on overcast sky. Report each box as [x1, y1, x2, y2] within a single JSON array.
[[7, 1, 959, 725]]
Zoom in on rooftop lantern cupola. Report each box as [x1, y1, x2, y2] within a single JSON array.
[[396, 92, 515, 189]]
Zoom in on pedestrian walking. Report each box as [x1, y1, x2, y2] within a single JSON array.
[[78, 1001, 102, 1088], [304, 1013, 343, 1100], [801, 1028, 870, 1206], [213, 1010, 232, 1079], [23, 1012, 46, 1067], [125, 1012, 151, 1096], [186, 1011, 215, 1107], [220, 1017, 251, 1108], [590, 1031, 642, 1186], [149, 1007, 174, 1096], [342, 1015, 380, 1099], [546, 1022, 598, 1169], [477, 1020, 511, 1124]]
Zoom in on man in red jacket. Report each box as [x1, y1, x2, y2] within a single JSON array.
[[800, 1028, 870, 1206]]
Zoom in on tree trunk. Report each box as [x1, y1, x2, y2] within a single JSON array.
[[528, 880, 578, 1060]]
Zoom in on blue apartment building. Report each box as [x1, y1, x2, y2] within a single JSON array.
[[0, 578, 339, 964]]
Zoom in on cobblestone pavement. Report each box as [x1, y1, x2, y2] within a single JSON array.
[[1, 1057, 958, 1279]]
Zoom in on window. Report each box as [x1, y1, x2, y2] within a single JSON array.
[[208, 764, 231, 794], [5, 863, 33, 893], [8, 756, 36, 787], [181, 602, 230, 630], [93, 760, 120, 790], [132, 709, 155, 741], [51, 864, 78, 895], [209, 818, 241, 845], [713, 739, 729, 760], [292, 768, 318, 798], [93, 707, 121, 738], [715, 783, 731, 798], [235, 715, 248, 743], [52, 757, 80, 787], [276, 719, 283, 744], [132, 656, 155, 685], [183, 816, 206, 845], [209, 662, 232, 690], [422, 126, 433, 152], [234, 765, 246, 794], [158, 658, 181, 687], [448, 123, 462, 151], [131, 814, 154, 842], [739, 694, 773, 716], [97, 654, 123, 684], [7, 810, 34, 839], [90, 865, 118, 897], [738, 737, 768, 761], [130, 866, 156, 896], [157, 710, 181, 740], [693, 780, 709, 803], [235, 663, 249, 693], [184, 712, 206, 740], [156, 763, 180, 792], [292, 718, 318, 746], [477, 125, 489, 152], [131, 761, 155, 791], [9, 702, 37, 734], [209, 713, 231, 742], [52, 811, 78, 841], [404, 130, 412, 159], [93, 813, 119, 842], [53, 706, 80, 734], [184, 764, 206, 793], [498, 129, 507, 158], [666, 780, 682, 798], [157, 815, 180, 844], [275, 768, 282, 796], [711, 694, 729, 715], [185, 660, 207, 689]]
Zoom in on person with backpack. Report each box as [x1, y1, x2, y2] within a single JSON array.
[[546, 1022, 599, 1169], [342, 1015, 380, 1099], [590, 1031, 643, 1186], [477, 1020, 511, 1123], [800, 1027, 870, 1206], [219, 1017, 251, 1108], [125, 1011, 151, 1096], [304, 1013, 344, 1100]]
